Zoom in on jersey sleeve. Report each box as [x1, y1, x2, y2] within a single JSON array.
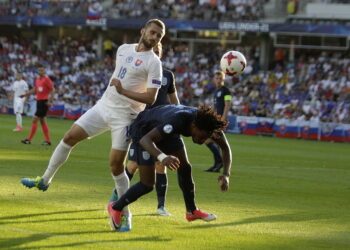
[[115, 44, 126, 64], [147, 57, 162, 89], [223, 87, 232, 101], [167, 71, 176, 94], [46, 77, 54, 90], [12, 82, 17, 91]]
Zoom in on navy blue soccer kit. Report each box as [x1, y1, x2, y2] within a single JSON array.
[[129, 105, 196, 166], [213, 85, 231, 116], [128, 68, 177, 162]]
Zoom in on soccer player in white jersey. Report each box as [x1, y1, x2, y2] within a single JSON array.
[[12, 73, 28, 132], [20, 19, 166, 232]]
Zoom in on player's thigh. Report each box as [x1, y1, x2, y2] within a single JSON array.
[[74, 104, 109, 138], [110, 121, 132, 151], [109, 149, 128, 175], [109, 149, 128, 166], [63, 124, 89, 146], [127, 142, 139, 173], [139, 164, 156, 186]]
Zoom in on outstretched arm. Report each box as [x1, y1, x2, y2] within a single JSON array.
[[20, 87, 36, 98], [139, 128, 180, 171], [110, 78, 158, 105], [212, 131, 232, 192], [47, 88, 55, 107], [222, 99, 231, 121]]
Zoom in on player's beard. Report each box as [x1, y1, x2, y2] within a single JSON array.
[[141, 36, 155, 49]]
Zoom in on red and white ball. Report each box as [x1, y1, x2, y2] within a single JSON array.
[[220, 50, 247, 76]]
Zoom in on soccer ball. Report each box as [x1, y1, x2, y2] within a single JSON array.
[[220, 50, 247, 76]]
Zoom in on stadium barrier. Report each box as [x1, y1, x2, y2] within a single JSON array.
[[226, 115, 350, 143], [1, 101, 349, 143]]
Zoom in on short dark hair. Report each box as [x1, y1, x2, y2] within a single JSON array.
[[145, 19, 165, 31], [36, 63, 45, 68], [194, 105, 228, 137]]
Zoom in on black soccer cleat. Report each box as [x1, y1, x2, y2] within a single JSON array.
[[21, 139, 31, 144], [41, 141, 51, 146]]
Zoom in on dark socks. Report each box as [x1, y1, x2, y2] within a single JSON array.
[[177, 165, 196, 213], [156, 173, 167, 208], [206, 142, 222, 164], [112, 181, 153, 211]]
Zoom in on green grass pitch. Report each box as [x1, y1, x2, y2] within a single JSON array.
[[1, 114, 350, 249]]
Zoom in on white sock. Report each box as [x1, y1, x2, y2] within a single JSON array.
[[42, 140, 73, 185], [16, 113, 22, 127], [112, 172, 130, 216]]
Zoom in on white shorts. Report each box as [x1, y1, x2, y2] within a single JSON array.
[[75, 101, 137, 151], [14, 98, 25, 113]]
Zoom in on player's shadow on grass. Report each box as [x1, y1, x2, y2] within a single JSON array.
[[133, 213, 161, 217], [1, 233, 171, 249], [180, 212, 335, 229], [0, 209, 101, 225]]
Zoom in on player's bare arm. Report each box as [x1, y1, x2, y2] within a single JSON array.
[[212, 131, 232, 192], [139, 128, 180, 170], [168, 92, 180, 105], [110, 78, 159, 105], [20, 88, 36, 98], [47, 88, 55, 107], [222, 100, 231, 121]]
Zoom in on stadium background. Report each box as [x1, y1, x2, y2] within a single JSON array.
[[0, 0, 350, 141]]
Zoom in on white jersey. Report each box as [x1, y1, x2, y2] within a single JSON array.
[[100, 43, 162, 114], [13, 79, 29, 98]]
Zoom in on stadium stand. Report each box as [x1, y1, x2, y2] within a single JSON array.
[[1, 37, 349, 124], [0, 0, 268, 21], [0, 0, 349, 141]]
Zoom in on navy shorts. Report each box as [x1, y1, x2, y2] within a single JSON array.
[[128, 135, 184, 166], [35, 100, 49, 118]]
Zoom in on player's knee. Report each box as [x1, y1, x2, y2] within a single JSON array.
[[140, 174, 156, 187], [32, 116, 39, 123], [140, 181, 154, 192], [63, 126, 88, 146], [63, 132, 78, 146], [127, 161, 138, 174], [110, 160, 125, 175]]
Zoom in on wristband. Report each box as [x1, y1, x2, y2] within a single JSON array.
[[157, 153, 168, 162]]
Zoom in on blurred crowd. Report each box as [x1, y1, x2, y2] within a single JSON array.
[[0, 37, 112, 106], [230, 53, 350, 124], [1, 36, 350, 124], [0, 0, 267, 21], [162, 43, 350, 124]]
